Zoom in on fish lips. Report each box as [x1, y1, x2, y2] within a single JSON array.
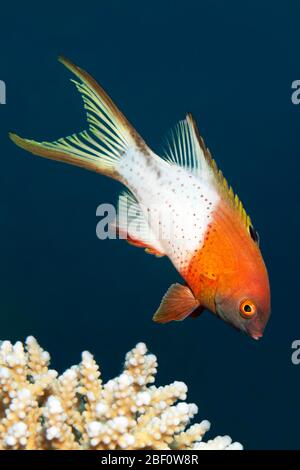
[[244, 319, 265, 340]]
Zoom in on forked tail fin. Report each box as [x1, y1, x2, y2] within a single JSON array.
[[9, 56, 150, 180]]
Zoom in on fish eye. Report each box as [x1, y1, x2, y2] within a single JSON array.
[[249, 225, 260, 245], [239, 299, 257, 319]]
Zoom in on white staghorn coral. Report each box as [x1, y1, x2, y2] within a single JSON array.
[[0, 337, 243, 450]]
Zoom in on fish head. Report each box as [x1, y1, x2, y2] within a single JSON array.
[[215, 254, 271, 340]]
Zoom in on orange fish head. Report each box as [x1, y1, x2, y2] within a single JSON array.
[[215, 262, 271, 340]]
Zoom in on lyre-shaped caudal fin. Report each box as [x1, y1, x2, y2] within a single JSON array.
[[9, 56, 151, 181]]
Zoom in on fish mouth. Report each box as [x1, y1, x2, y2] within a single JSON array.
[[245, 320, 265, 341], [243, 322, 264, 340], [250, 332, 263, 341]]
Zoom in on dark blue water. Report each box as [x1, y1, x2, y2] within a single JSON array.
[[0, 0, 299, 449]]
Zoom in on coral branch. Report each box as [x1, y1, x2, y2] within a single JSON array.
[[0, 338, 243, 450]]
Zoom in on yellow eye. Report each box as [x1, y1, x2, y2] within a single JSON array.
[[239, 299, 257, 319]]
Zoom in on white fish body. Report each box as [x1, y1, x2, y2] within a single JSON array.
[[118, 145, 220, 274]]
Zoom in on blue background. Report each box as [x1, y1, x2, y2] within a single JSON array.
[[0, 0, 299, 449]]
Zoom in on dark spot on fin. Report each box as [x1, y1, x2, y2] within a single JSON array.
[[190, 305, 205, 319], [249, 225, 260, 245]]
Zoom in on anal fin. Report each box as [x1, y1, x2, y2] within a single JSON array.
[[153, 283, 199, 323], [117, 190, 165, 257]]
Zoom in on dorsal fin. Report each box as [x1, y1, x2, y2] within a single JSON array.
[[162, 113, 254, 233], [162, 113, 212, 180]]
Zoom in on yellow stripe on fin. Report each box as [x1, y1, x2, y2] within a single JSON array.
[[187, 113, 254, 231]]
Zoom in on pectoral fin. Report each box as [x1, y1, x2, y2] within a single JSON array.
[[153, 283, 199, 323]]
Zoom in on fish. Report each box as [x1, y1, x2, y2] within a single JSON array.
[[9, 57, 271, 340]]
